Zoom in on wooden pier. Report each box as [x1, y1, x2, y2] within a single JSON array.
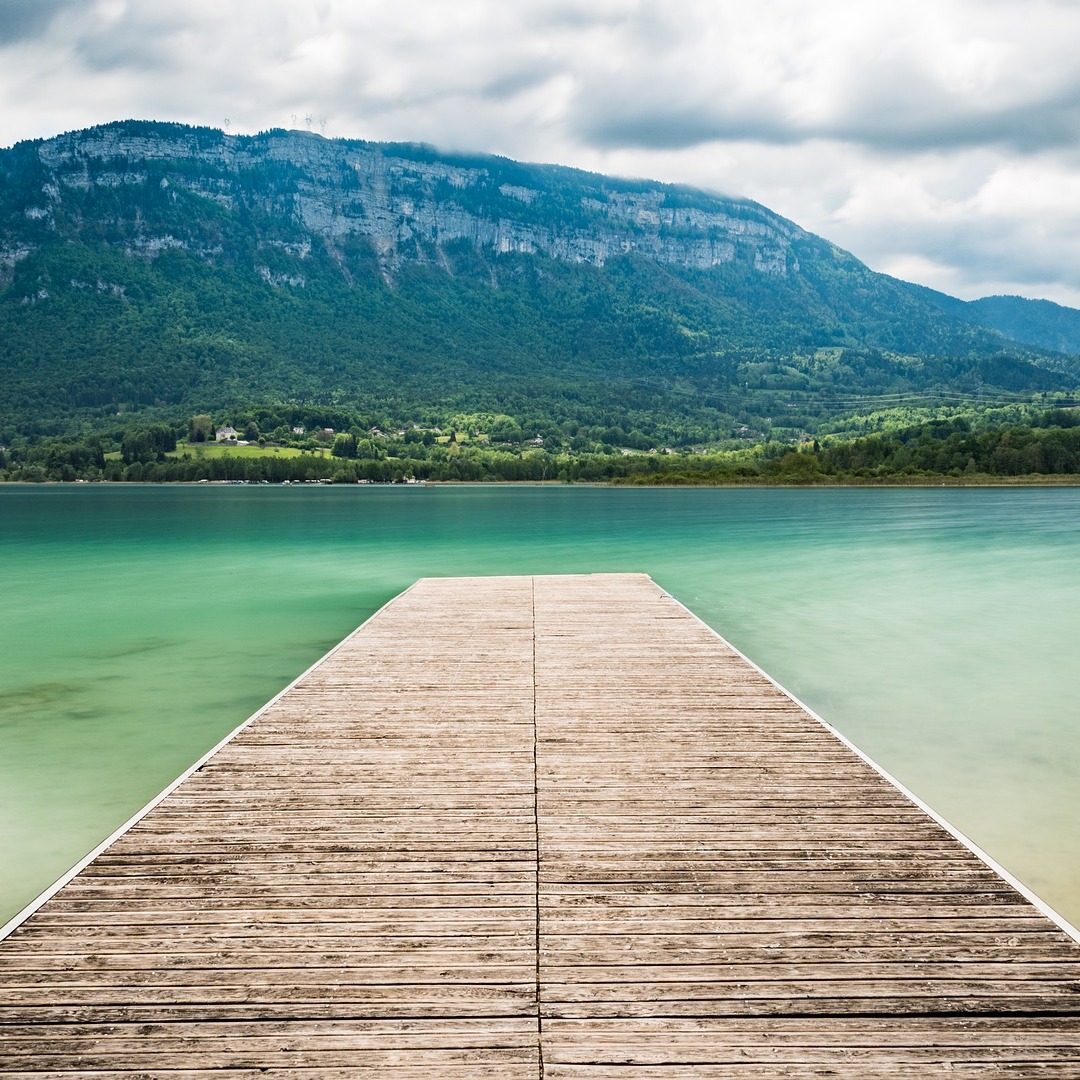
[[2, 573, 1080, 1077]]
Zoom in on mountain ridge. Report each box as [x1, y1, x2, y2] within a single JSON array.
[[6, 119, 811, 278], [906, 283, 1080, 356], [1, 120, 1077, 446]]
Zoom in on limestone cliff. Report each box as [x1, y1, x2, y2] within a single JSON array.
[[7, 120, 805, 280]]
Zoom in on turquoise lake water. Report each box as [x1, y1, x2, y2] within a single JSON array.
[[2, 484, 1079, 927]]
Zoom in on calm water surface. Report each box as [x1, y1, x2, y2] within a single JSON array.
[[2, 484, 1079, 926]]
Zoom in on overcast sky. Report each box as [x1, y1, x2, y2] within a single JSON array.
[[2, 0, 1078, 306]]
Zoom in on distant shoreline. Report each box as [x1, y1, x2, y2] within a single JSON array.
[[6, 476, 1080, 489]]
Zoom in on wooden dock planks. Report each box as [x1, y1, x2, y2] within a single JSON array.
[[530, 576, 1080, 1077], [3, 572, 1080, 1077], [0, 576, 541, 1077]]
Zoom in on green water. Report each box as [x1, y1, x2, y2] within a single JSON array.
[[2, 484, 1079, 927]]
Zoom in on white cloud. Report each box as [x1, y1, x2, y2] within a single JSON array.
[[0, 0, 1078, 305]]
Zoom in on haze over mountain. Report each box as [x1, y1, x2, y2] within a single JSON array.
[[1, 121, 1077, 445]]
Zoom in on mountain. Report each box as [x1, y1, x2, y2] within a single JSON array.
[[909, 285, 1080, 356], [1, 120, 1077, 445]]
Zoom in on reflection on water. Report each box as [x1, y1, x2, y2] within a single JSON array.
[[2, 484, 1079, 927]]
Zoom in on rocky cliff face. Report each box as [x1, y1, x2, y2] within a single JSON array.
[[5, 121, 806, 281]]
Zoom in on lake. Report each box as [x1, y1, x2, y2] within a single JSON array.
[[2, 483, 1079, 928]]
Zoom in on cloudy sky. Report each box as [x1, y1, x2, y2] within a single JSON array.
[[2, 0, 1078, 306]]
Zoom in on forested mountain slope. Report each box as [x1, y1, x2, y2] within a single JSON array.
[[909, 284, 1080, 356], [1, 120, 1076, 445]]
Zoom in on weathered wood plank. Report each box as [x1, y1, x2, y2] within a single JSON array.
[[3, 573, 1080, 1076], [529, 572, 1080, 1068], [0, 575, 541, 1071]]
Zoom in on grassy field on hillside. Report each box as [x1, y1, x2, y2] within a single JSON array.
[[167, 443, 330, 460]]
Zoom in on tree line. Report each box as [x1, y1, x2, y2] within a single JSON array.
[[6, 410, 1080, 484]]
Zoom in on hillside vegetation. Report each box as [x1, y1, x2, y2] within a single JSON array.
[[1, 121, 1078, 481]]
